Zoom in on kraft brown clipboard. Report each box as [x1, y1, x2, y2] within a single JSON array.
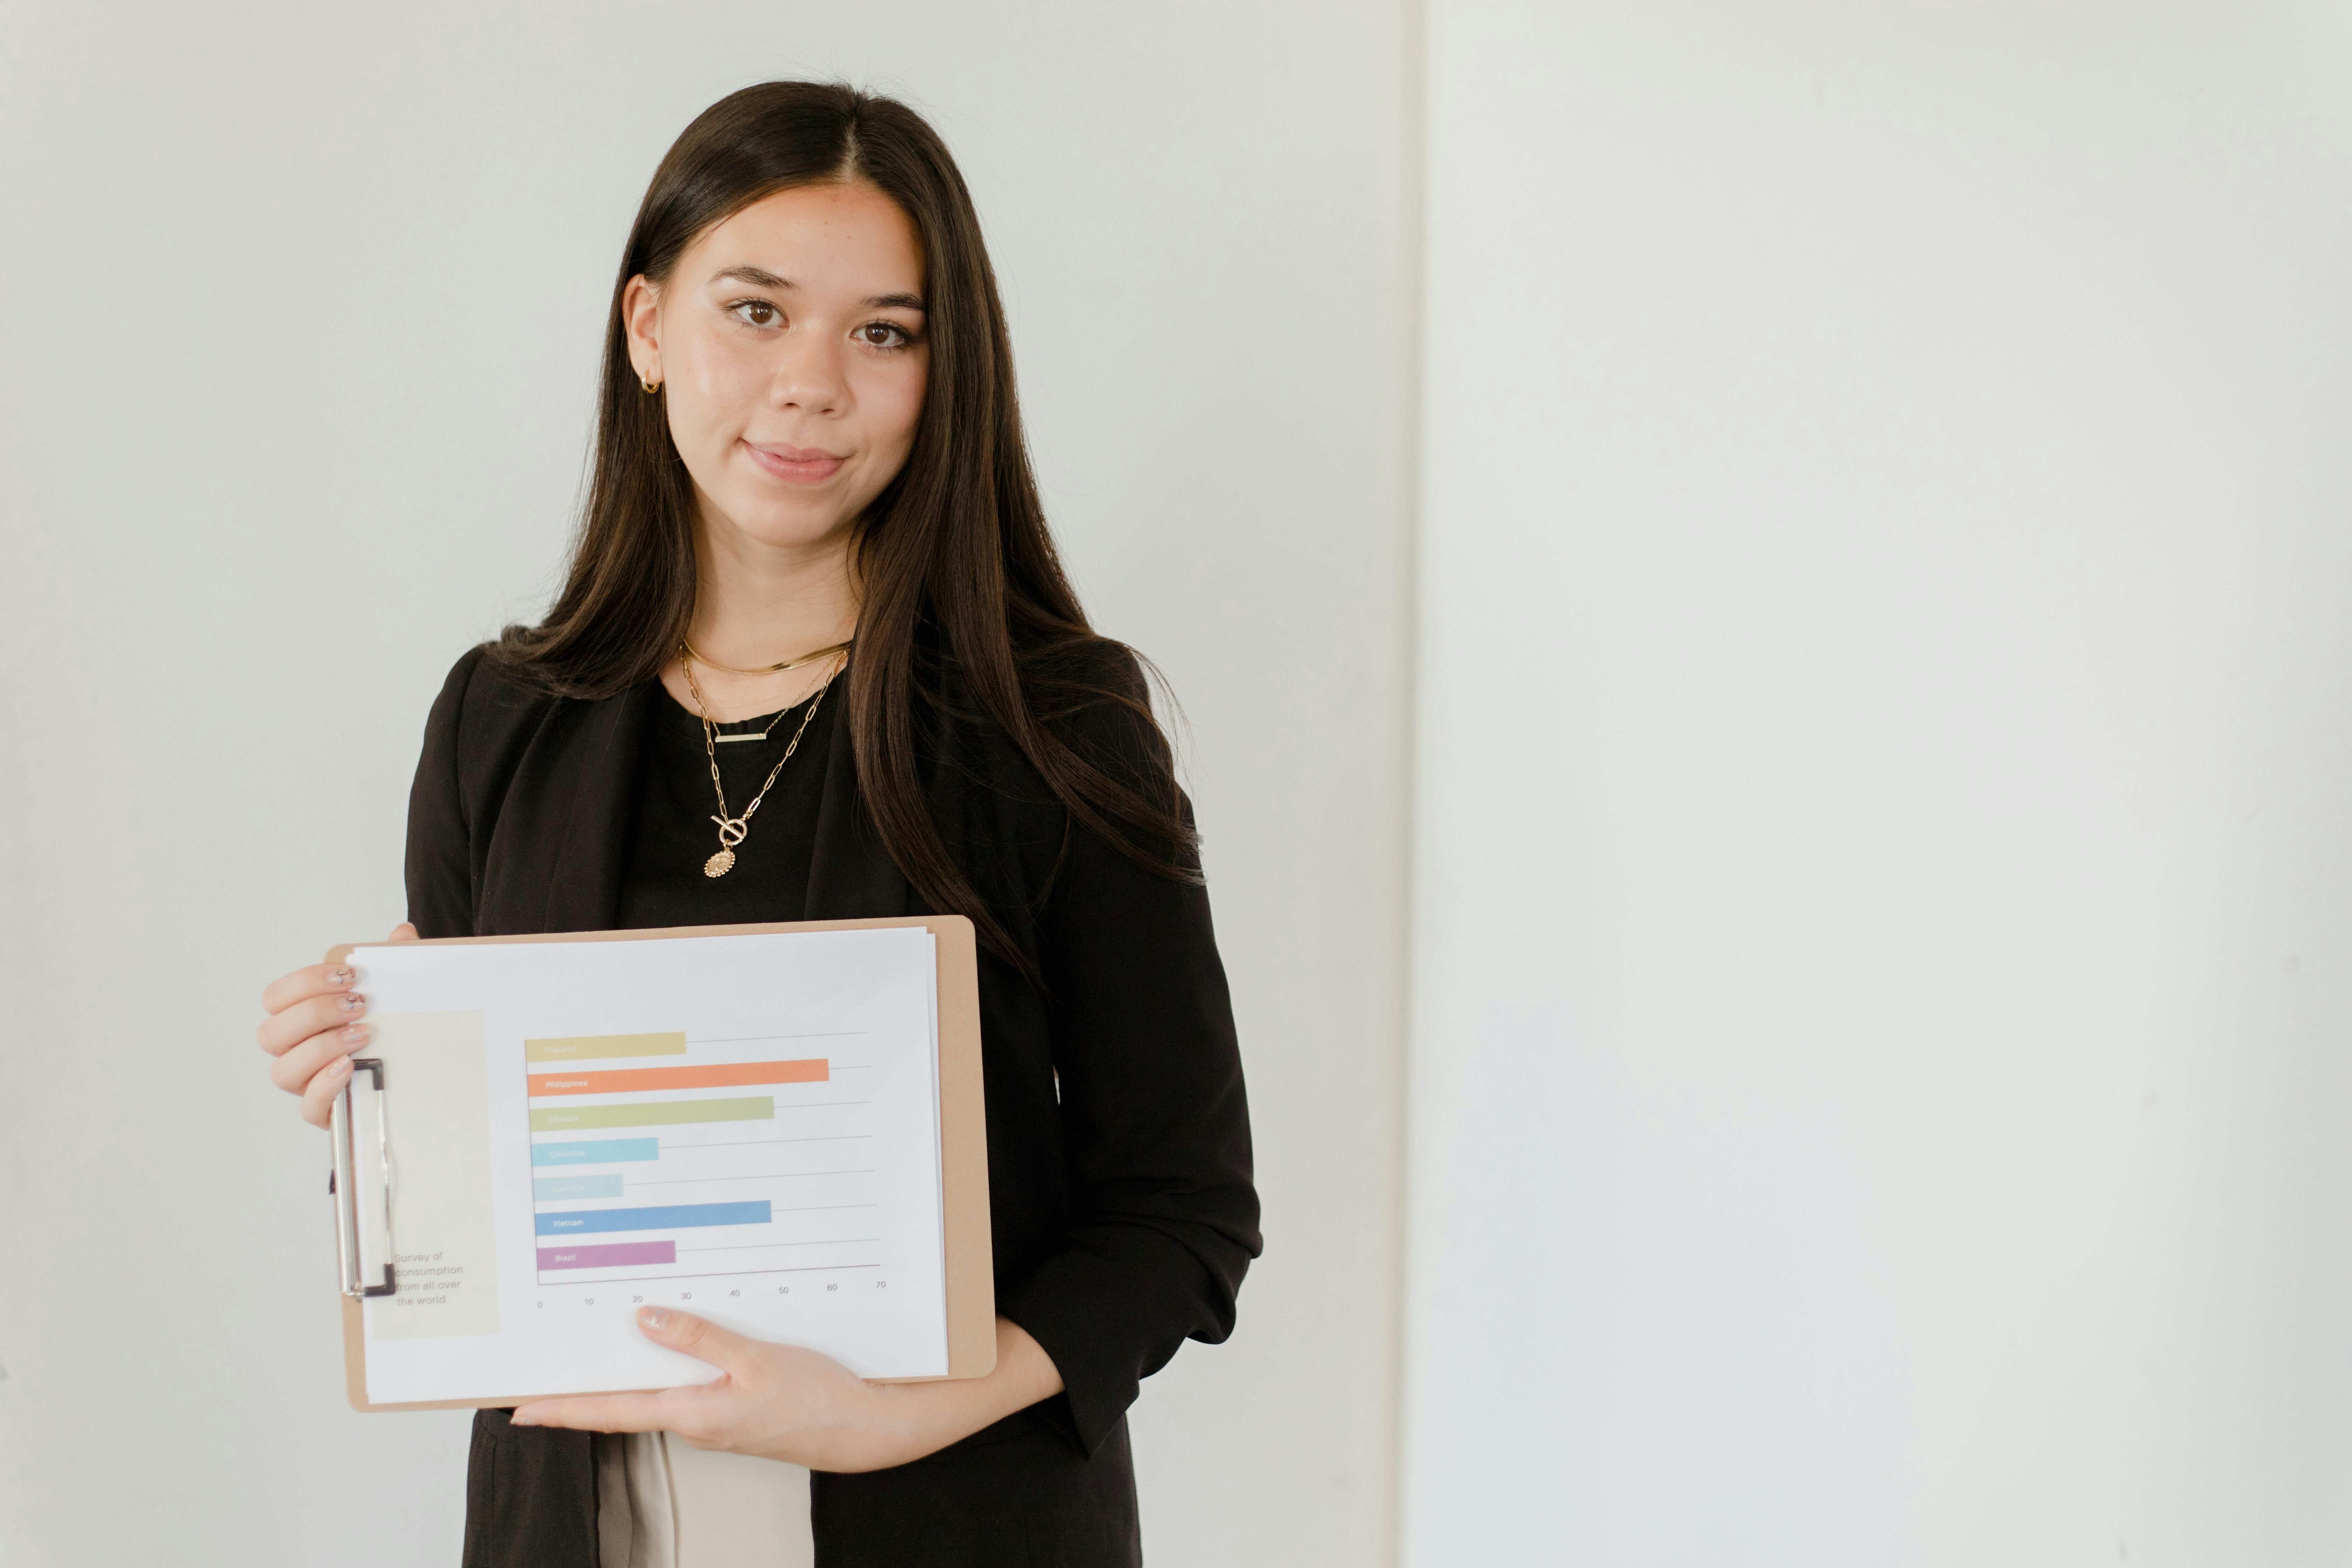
[[325, 915, 994, 1413]]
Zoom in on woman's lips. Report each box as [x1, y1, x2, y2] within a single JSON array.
[[743, 439, 845, 485]]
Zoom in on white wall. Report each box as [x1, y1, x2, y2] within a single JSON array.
[[1409, 2, 2352, 1563], [0, 4, 1413, 1564]]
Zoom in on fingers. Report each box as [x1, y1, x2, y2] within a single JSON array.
[[257, 989, 369, 1057], [269, 1020, 372, 1095], [259, 961, 361, 1021], [510, 1314, 760, 1442], [260, 930, 411, 1133], [510, 1390, 684, 1434], [260, 923, 413, 1025], [298, 1054, 354, 1129], [636, 1306, 754, 1374]]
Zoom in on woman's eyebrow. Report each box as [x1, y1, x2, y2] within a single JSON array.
[[712, 265, 792, 289], [864, 292, 926, 311]]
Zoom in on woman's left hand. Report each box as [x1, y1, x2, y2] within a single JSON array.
[[509, 1307, 1063, 1474]]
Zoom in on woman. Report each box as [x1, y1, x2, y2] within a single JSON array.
[[253, 81, 1259, 1567]]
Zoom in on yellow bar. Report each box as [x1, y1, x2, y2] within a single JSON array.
[[524, 1031, 688, 1063]]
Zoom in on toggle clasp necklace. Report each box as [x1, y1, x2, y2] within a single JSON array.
[[677, 642, 845, 878]]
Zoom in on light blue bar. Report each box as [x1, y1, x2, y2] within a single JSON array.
[[535, 1200, 772, 1237], [531, 1137, 660, 1167], [534, 1173, 625, 1202]]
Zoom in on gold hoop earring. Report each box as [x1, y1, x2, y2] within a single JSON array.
[[640, 373, 661, 394]]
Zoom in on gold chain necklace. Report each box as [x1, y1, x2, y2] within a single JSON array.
[[677, 645, 844, 878], [710, 689, 813, 746], [680, 637, 854, 676]]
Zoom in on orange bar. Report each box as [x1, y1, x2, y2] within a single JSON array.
[[527, 1058, 829, 1098]]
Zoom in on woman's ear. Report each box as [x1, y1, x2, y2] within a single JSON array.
[[622, 274, 663, 387]]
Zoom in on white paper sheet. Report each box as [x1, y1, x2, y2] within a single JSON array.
[[349, 928, 948, 1405]]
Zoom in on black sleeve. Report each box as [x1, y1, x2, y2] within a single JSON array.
[[404, 647, 486, 940], [996, 690, 1262, 1455]]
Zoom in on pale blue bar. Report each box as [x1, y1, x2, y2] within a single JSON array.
[[534, 1173, 625, 1201], [531, 1137, 660, 1167]]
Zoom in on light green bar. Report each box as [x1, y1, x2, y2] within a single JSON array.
[[528, 1097, 774, 1132], [525, 1031, 689, 1063]]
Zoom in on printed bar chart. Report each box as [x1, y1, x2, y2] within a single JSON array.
[[525, 1031, 688, 1062], [525, 1058, 826, 1097], [539, 1240, 677, 1271], [534, 1173, 625, 1201], [529, 1097, 773, 1132], [526, 1028, 882, 1287], [536, 1200, 773, 1236], [532, 1137, 662, 1166]]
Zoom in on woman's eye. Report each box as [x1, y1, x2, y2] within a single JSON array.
[[857, 322, 912, 349], [733, 301, 782, 328]]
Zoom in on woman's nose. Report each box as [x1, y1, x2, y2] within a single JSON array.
[[767, 330, 847, 415]]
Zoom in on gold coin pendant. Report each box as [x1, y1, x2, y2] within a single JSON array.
[[703, 849, 737, 878]]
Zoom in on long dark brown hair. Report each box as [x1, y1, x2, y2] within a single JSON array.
[[488, 82, 1194, 966]]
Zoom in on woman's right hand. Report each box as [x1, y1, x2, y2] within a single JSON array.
[[257, 923, 418, 1128]]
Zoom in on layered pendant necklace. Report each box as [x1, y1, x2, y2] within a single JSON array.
[[678, 641, 846, 878]]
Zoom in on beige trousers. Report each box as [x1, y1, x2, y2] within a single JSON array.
[[595, 1431, 816, 1568]]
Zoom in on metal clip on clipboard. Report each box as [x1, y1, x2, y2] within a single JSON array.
[[329, 1058, 396, 1298]]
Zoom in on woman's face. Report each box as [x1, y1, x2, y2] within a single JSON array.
[[624, 181, 929, 552]]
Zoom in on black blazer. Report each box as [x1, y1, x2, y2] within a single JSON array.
[[405, 646, 1261, 1568]]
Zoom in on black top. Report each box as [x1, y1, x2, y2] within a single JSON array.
[[616, 680, 836, 928], [406, 644, 1259, 1568]]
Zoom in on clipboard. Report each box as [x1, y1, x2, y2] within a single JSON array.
[[324, 915, 994, 1412]]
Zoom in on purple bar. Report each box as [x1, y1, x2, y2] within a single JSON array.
[[538, 1240, 676, 1271]]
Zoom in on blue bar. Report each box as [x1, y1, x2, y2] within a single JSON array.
[[535, 1200, 772, 1236], [535, 1173, 625, 1202], [531, 1138, 660, 1167]]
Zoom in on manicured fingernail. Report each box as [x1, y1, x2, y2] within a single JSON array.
[[326, 967, 355, 987], [509, 1412, 538, 1426], [328, 1056, 351, 1076], [337, 992, 366, 1013], [640, 1307, 669, 1330], [340, 1023, 371, 1048]]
